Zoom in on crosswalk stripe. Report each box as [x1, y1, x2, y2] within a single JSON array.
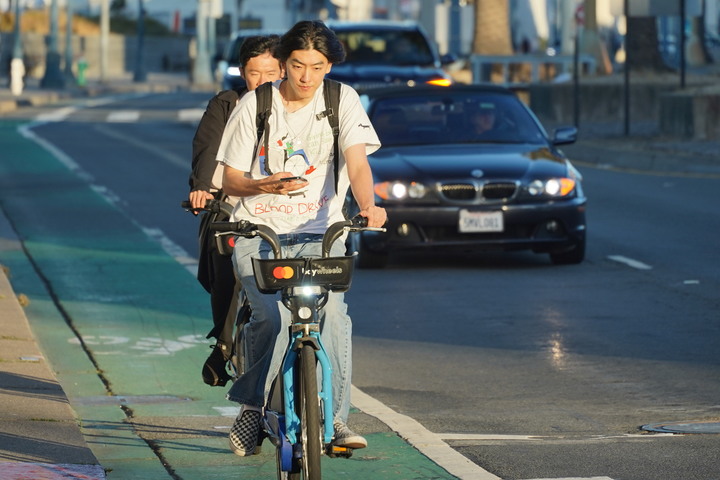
[[107, 110, 141, 122], [178, 108, 205, 122]]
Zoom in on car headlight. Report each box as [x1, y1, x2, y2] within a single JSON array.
[[374, 181, 428, 200], [527, 178, 576, 197], [226, 66, 241, 77]]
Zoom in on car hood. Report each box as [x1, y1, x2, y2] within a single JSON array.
[[328, 64, 446, 84], [369, 143, 568, 180]]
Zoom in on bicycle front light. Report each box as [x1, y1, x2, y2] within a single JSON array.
[[292, 286, 322, 297]]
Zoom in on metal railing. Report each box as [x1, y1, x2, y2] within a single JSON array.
[[470, 54, 597, 87]]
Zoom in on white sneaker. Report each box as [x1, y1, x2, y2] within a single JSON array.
[[331, 422, 367, 449]]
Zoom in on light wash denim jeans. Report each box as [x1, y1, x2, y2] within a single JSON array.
[[227, 233, 352, 424]]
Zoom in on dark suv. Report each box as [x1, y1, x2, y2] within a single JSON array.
[[326, 20, 453, 90]]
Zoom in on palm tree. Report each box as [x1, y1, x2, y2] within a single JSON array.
[[471, 0, 512, 55]]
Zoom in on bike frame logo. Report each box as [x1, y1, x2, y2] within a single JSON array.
[[272, 265, 296, 279], [271, 264, 344, 280]]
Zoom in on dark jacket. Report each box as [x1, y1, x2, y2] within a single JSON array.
[[189, 88, 246, 192], [190, 88, 245, 295]]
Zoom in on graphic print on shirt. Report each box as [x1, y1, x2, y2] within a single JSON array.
[[278, 135, 316, 176]]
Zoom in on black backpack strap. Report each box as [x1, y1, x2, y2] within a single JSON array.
[[254, 81, 273, 175], [317, 78, 342, 192]]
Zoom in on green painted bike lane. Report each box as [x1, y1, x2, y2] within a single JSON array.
[[0, 120, 457, 480]]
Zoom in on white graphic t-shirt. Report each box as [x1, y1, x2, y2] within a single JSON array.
[[217, 80, 380, 234]]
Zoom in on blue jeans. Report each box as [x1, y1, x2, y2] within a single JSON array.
[[227, 233, 353, 424]]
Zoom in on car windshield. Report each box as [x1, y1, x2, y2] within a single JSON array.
[[334, 29, 435, 66], [369, 93, 547, 147]]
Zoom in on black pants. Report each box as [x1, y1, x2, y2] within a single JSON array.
[[197, 209, 238, 350]]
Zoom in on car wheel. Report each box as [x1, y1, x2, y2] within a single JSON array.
[[549, 236, 586, 265], [348, 231, 388, 269]]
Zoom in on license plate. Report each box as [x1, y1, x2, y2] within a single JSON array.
[[458, 210, 504, 233]]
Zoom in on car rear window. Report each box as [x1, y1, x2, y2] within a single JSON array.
[[334, 29, 436, 66], [370, 93, 547, 147]]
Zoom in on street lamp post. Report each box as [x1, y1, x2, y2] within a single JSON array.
[[448, 0, 461, 58], [192, 0, 213, 85], [41, 0, 66, 88], [133, 0, 147, 82], [64, 0, 76, 84], [10, 0, 25, 96]]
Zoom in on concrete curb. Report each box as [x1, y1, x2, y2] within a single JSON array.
[[0, 264, 103, 476]]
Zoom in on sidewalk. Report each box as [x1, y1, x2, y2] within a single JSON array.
[[0, 263, 105, 479], [0, 72, 214, 114]]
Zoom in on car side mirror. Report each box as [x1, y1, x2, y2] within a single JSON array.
[[440, 53, 458, 66], [552, 126, 578, 146]]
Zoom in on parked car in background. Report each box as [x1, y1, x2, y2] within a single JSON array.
[[348, 84, 587, 268], [326, 20, 454, 90], [218, 29, 284, 90]]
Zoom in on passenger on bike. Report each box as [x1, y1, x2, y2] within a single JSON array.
[[188, 35, 283, 388], [216, 20, 387, 456]]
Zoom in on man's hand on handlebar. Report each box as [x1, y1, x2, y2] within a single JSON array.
[[188, 190, 215, 214], [358, 205, 387, 229]]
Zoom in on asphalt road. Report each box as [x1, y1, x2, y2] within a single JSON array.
[[2, 91, 719, 480]]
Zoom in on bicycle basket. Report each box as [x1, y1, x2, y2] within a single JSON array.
[[252, 256, 355, 294]]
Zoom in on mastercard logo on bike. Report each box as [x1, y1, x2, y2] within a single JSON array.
[[272, 266, 296, 280]]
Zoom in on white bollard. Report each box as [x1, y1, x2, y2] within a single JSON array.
[[10, 58, 25, 96]]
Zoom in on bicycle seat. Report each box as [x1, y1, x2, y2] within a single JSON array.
[[252, 256, 355, 294]]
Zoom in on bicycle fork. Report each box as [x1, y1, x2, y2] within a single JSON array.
[[282, 325, 334, 445]]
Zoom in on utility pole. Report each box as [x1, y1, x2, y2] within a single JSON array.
[[448, 0, 461, 58], [100, 0, 109, 83], [192, 0, 213, 86], [133, 0, 147, 82], [10, 0, 25, 96], [64, 0, 75, 84], [41, 0, 65, 88]]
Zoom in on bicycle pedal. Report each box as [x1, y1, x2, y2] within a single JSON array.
[[326, 445, 353, 458]]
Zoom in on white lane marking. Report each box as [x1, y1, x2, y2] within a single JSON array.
[[607, 255, 652, 270], [178, 108, 205, 122], [107, 110, 140, 122], [18, 123, 91, 180], [214, 406, 241, 417], [35, 105, 79, 122], [143, 227, 198, 275], [351, 385, 501, 480]]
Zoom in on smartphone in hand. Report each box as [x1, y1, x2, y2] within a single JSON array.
[[280, 176, 307, 182]]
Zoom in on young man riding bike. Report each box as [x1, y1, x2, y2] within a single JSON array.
[[216, 20, 386, 456]]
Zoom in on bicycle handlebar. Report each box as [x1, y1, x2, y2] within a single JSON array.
[[181, 198, 234, 218], [321, 215, 367, 258], [182, 199, 385, 259]]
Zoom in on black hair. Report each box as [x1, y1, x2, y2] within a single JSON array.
[[276, 21, 346, 64], [239, 35, 281, 68]]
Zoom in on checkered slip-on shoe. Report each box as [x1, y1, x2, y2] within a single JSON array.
[[229, 405, 262, 456]]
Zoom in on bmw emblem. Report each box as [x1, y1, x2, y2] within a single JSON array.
[[471, 169, 484, 178]]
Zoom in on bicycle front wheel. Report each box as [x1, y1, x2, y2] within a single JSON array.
[[298, 343, 322, 479]]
